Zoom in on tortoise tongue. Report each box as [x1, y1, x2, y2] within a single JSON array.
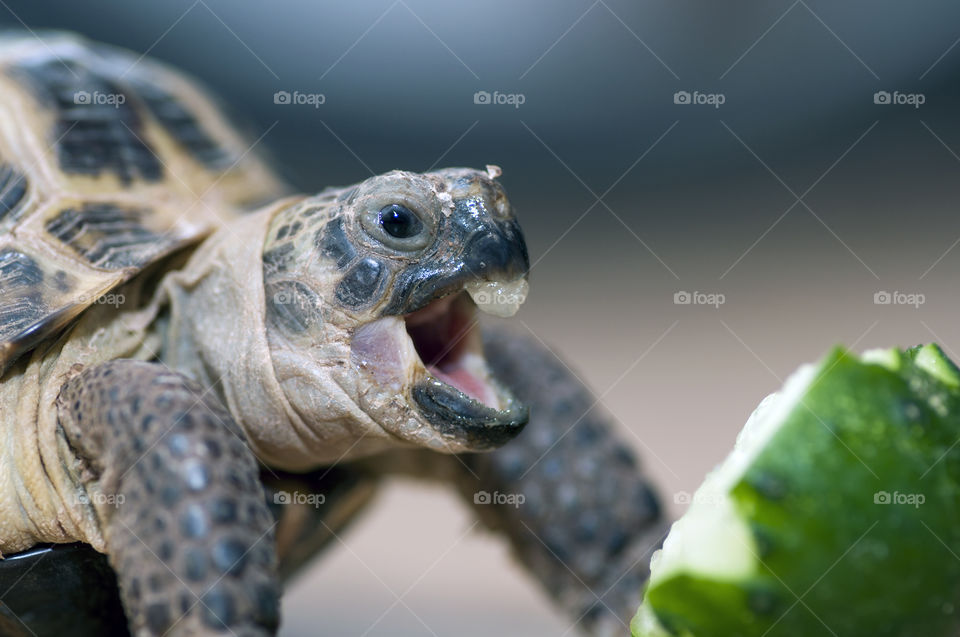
[[428, 362, 498, 407]]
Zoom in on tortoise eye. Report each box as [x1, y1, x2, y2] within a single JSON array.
[[359, 199, 434, 252], [378, 204, 423, 239]]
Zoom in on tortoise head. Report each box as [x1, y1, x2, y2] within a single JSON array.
[[261, 166, 530, 455]]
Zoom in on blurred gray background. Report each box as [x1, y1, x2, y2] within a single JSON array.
[[4, 1, 960, 634]]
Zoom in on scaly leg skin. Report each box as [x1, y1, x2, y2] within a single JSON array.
[[463, 325, 670, 637], [57, 361, 280, 637]]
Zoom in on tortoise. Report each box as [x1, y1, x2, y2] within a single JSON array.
[[0, 31, 668, 637]]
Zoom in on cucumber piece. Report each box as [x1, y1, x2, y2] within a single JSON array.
[[633, 344, 960, 637]]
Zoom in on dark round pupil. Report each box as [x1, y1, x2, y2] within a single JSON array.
[[379, 204, 422, 239]]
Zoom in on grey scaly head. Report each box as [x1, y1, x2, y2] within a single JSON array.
[[260, 165, 531, 456]]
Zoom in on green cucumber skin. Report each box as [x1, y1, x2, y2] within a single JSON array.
[[636, 346, 960, 637]]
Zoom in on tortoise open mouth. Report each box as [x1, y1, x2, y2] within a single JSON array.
[[405, 292, 503, 407], [350, 281, 529, 450], [406, 286, 529, 448]]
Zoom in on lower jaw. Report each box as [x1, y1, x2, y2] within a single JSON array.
[[411, 378, 528, 450]]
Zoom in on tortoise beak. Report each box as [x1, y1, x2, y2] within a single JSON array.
[[413, 379, 528, 450]]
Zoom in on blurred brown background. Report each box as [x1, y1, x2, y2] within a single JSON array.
[[4, 1, 960, 634]]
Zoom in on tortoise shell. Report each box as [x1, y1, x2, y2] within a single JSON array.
[[0, 32, 285, 375]]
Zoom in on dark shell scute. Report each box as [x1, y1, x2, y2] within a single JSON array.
[[126, 75, 234, 171], [0, 249, 47, 344], [10, 59, 163, 184], [0, 163, 27, 223], [0, 249, 42, 287], [45, 203, 171, 270]]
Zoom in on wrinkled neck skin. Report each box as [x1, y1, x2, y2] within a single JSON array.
[[156, 195, 411, 472]]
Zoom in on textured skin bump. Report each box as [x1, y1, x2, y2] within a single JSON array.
[[334, 257, 385, 308], [57, 361, 279, 637], [264, 280, 322, 334], [316, 218, 356, 270], [461, 326, 670, 636]]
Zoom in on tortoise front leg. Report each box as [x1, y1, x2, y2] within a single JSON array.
[[460, 326, 671, 636], [57, 361, 280, 637]]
